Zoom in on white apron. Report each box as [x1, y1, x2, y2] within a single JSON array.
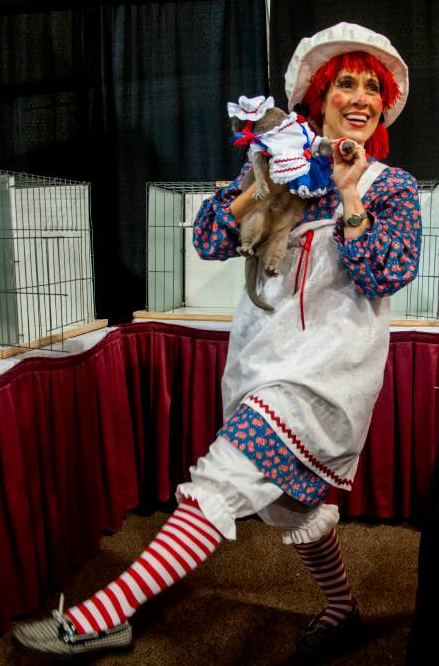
[[222, 161, 389, 490]]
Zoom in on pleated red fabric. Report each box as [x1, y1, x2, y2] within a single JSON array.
[[328, 332, 439, 517], [119, 322, 229, 505], [0, 330, 138, 632], [1, 323, 438, 632]]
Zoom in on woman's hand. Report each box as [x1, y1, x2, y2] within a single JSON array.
[[330, 139, 372, 240], [331, 139, 369, 193]]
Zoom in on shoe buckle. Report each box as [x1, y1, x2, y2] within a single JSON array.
[[51, 593, 79, 645], [51, 610, 76, 644]]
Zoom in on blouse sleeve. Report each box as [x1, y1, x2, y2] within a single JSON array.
[[192, 163, 251, 261], [333, 167, 422, 299]]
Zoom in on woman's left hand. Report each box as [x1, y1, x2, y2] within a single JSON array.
[[331, 139, 369, 193]]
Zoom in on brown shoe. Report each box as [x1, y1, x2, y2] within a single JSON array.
[[299, 602, 361, 660]]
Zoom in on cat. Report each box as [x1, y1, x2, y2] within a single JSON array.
[[229, 100, 354, 310]]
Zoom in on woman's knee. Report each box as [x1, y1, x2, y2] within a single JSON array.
[[258, 498, 340, 545], [176, 436, 282, 539]]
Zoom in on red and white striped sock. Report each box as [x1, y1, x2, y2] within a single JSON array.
[[65, 499, 222, 633], [294, 528, 356, 627]]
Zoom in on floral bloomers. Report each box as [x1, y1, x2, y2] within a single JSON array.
[[218, 403, 330, 507]]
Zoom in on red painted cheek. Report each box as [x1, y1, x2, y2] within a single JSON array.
[[330, 93, 345, 108], [371, 97, 384, 112]]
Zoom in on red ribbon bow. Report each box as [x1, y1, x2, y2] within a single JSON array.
[[232, 120, 258, 147], [233, 130, 259, 147]]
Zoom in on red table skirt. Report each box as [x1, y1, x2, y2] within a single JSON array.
[[0, 321, 438, 631]]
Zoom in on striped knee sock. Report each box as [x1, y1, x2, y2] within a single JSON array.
[[65, 499, 222, 633], [294, 528, 356, 627]]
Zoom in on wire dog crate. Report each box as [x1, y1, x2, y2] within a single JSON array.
[[0, 170, 101, 359], [143, 180, 439, 325], [145, 182, 244, 318], [390, 180, 439, 322]]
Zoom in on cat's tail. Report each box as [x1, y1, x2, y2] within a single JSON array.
[[245, 255, 274, 311]]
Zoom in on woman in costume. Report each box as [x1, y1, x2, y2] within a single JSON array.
[[13, 22, 421, 661]]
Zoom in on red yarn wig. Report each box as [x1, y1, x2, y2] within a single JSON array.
[[302, 51, 401, 160]]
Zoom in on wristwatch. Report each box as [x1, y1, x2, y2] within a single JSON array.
[[344, 211, 368, 227]]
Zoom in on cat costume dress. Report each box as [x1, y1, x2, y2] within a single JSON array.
[[227, 94, 332, 199]]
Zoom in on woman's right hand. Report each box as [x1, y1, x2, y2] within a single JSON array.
[[331, 139, 369, 194]]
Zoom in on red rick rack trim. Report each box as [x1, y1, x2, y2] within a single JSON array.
[[273, 157, 304, 163], [277, 120, 297, 133], [239, 101, 264, 114], [272, 164, 306, 174], [248, 395, 353, 488]]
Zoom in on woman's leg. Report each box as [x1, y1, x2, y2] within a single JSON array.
[[65, 498, 222, 633], [260, 494, 355, 624], [293, 528, 360, 657], [259, 496, 358, 656], [293, 528, 356, 626], [13, 436, 282, 658], [67, 429, 286, 634]]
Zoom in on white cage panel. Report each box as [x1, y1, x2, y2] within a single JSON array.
[[147, 185, 183, 312], [184, 191, 245, 309], [0, 172, 95, 350]]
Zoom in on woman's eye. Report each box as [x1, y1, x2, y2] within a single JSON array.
[[337, 81, 352, 88]]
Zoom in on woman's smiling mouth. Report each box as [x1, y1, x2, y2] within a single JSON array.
[[343, 113, 370, 127]]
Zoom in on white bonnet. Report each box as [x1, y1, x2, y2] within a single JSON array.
[[284, 22, 409, 127], [227, 95, 275, 121]]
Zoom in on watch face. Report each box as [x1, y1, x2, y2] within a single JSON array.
[[347, 213, 365, 227]]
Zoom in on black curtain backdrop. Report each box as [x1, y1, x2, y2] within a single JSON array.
[[269, 0, 439, 181], [0, 0, 268, 323]]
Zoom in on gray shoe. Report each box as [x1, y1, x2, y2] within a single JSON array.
[[13, 601, 133, 660]]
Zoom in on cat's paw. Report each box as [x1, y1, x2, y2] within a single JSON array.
[[254, 181, 270, 200], [265, 264, 279, 277], [238, 245, 254, 257]]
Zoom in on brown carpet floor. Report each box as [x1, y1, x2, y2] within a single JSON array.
[[1, 512, 420, 666]]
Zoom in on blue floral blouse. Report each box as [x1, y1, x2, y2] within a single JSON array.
[[192, 158, 422, 299]]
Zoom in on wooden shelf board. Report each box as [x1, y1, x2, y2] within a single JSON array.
[[135, 311, 439, 327], [0, 319, 109, 360], [133, 311, 233, 322]]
